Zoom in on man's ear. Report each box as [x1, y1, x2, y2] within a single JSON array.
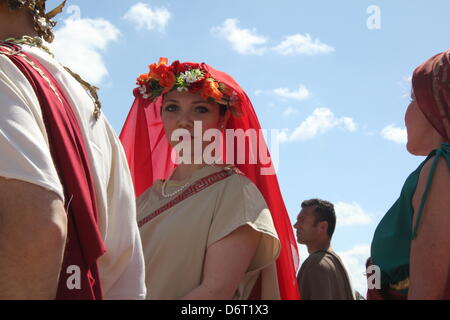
[[319, 220, 329, 235]]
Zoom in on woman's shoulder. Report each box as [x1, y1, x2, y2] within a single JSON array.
[[136, 182, 163, 210], [406, 147, 450, 196], [219, 166, 260, 191], [216, 167, 268, 208], [418, 147, 450, 187], [412, 149, 450, 229]]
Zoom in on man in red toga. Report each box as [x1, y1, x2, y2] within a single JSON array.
[[0, 0, 145, 299]]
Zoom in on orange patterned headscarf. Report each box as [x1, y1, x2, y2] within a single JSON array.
[[412, 50, 450, 142]]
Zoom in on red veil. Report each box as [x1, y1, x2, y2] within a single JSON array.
[[120, 61, 300, 300]]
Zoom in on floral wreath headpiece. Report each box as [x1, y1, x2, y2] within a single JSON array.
[[6, 0, 67, 43], [135, 58, 241, 112]]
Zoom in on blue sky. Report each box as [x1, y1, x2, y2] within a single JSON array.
[[45, 0, 450, 295]]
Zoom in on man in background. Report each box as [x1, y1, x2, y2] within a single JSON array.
[[294, 199, 354, 300]]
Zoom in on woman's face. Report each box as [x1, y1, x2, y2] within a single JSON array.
[[161, 90, 229, 160], [405, 94, 442, 156]]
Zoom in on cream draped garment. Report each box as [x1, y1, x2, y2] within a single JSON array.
[[137, 165, 281, 300], [0, 45, 146, 299]]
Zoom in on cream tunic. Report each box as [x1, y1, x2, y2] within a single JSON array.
[[0, 45, 146, 299], [137, 165, 281, 300]]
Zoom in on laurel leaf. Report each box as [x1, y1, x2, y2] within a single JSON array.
[[45, 0, 67, 20]]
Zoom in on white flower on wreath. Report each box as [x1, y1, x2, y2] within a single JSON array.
[[139, 85, 151, 99], [180, 69, 204, 84]]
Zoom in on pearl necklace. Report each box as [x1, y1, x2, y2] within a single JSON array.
[[160, 164, 232, 198], [161, 179, 191, 198]]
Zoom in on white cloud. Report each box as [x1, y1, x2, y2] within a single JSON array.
[[275, 129, 290, 143], [297, 243, 310, 269], [50, 8, 120, 85], [337, 244, 371, 298], [212, 19, 268, 55], [334, 202, 372, 227], [273, 33, 335, 56], [403, 75, 412, 84], [283, 106, 299, 117], [123, 2, 171, 32], [280, 108, 357, 143], [274, 85, 310, 101], [340, 117, 357, 132], [400, 75, 413, 98], [362, 125, 376, 136], [267, 102, 276, 109], [255, 85, 310, 101], [213, 19, 335, 57], [381, 125, 407, 144]]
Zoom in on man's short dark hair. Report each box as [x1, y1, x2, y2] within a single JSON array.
[[301, 199, 336, 239]]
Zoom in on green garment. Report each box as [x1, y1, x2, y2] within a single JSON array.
[[371, 143, 450, 291]]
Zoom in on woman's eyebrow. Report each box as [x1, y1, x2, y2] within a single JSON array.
[[165, 99, 180, 103], [192, 101, 213, 105]]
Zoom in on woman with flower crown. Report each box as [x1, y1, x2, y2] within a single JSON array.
[[120, 58, 300, 300]]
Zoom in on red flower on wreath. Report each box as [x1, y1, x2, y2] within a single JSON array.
[[137, 73, 150, 85], [149, 58, 176, 93], [188, 79, 205, 94], [201, 79, 223, 102], [135, 58, 239, 104]]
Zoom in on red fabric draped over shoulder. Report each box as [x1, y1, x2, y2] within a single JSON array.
[[120, 60, 300, 300], [1, 44, 105, 299]]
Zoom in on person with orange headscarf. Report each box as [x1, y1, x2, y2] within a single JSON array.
[[368, 50, 450, 300], [120, 58, 300, 300]]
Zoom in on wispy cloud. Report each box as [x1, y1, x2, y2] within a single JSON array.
[[381, 125, 407, 144], [400, 75, 413, 98], [212, 19, 334, 57], [297, 243, 310, 269], [255, 85, 310, 101], [403, 75, 412, 84], [334, 202, 372, 227], [50, 7, 120, 85], [123, 2, 171, 32], [278, 108, 357, 143], [273, 33, 335, 56], [282, 106, 299, 117], [337, 244, 371, 298], [212, 18, 268, 55], [274, 85, 311, 101]]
